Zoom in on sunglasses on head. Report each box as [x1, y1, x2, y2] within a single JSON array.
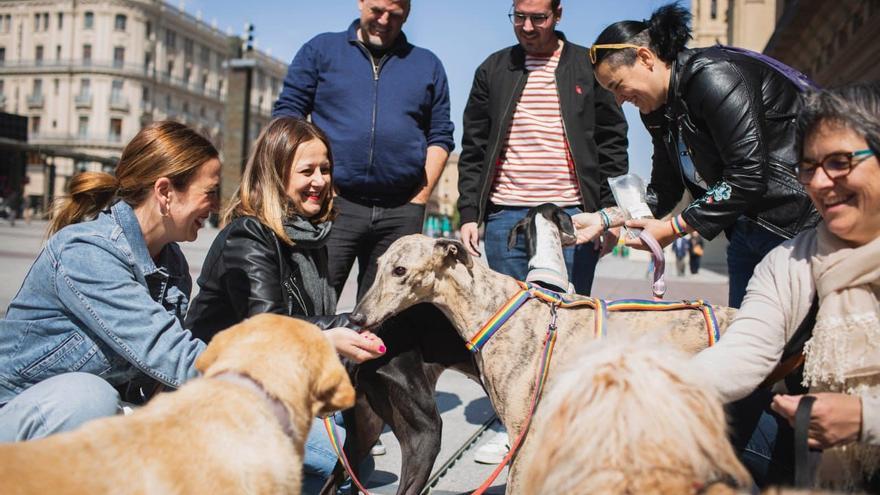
[[589, 43, 642, 64]]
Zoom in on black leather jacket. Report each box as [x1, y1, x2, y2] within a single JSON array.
[[643, 46, 820, 240], [457, 33, 629, 225], [185, 216, 351, 342]]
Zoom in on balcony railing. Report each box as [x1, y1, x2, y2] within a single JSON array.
[[27, 93, 44, 108], [75, 93, 92, 108], [109, 97, 130, 112], [30, 131, 131, 148], [0, 59, 224, 99]]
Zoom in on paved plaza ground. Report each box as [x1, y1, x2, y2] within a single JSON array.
[[0, 220, 730, 493]]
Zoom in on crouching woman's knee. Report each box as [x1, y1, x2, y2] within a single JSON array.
[[0, 372, 121, 442]]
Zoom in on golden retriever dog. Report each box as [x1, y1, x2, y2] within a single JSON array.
[[519, 337, 751, 495], [0, 314, 355, 495]]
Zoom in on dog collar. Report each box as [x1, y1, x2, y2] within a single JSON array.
[[212, 371, 296, 440]]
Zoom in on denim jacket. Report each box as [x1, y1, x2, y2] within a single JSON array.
[[0, 201, 205, 405]]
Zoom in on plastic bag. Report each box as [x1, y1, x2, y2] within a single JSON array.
[[608, 173, 654, 239]]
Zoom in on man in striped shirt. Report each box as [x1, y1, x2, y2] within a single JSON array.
[[457, 0, 628, 465], [457, 0, 628, 297]]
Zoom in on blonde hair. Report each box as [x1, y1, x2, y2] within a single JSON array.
[[521, 337, 751, 494], [48, 121, 218, 235], [221, 117, 335, 245]]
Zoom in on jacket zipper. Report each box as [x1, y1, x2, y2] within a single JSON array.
[[358, 41, 388, 180], [555, 69, 585, 211], [478, 71, 524, 222]]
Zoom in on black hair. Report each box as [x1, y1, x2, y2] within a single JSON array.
[[592, 2, 692, 67], [797, 82, 880, 159]]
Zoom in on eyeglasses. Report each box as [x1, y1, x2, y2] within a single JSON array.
[[589, 43, 643, 64], [795, 149, 875, 185], [508, 8, 553, 27]]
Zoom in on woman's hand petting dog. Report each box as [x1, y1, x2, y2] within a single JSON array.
[[325, 327, 386, 363], [771, 393, 862, 449]]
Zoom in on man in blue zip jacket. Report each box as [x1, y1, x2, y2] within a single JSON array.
[[273, 0, 455, 300]]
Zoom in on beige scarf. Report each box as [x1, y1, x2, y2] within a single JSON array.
[[803, 222, 880, 484]]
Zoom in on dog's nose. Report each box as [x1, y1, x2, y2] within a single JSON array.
[[349, 312, 366, 326]]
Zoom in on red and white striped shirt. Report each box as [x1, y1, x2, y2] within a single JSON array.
[[489, 42, 581, 207]]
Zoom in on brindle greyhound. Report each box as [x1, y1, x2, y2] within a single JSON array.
[[350, 235, 738, 494]]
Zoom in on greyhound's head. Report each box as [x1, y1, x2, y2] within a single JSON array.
[[351, 234, 473, 329], [507, 204, 576, 257], [508, 204, 577, 293]]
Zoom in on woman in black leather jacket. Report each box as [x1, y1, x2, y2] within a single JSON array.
[[577, 3, 819, 309], [185, 117, 384, 493]]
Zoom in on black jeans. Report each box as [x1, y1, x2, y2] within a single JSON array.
[[328, 196, 426, 301]]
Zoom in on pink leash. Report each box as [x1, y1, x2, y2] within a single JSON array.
[[638, 230, 667, 300]]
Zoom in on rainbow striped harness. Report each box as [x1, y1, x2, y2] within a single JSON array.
[[466, 280, 721, 352]]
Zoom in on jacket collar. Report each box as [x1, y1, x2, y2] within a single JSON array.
[[665, 48, 704, 121], [346, 18, 410, 55], [508, 30, 569, 71], [110, 201, 163, 278]]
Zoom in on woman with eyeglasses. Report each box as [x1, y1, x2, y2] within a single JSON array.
[[691, 82, 880, 489], [574, 3, 819, 309]]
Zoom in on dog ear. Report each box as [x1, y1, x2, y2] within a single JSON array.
[[433, 239, 473, 269], [313, 364, 356, 416], [554, 209, 576, 240], [508, 216, 530, 250], [194, 323, 236, 374]]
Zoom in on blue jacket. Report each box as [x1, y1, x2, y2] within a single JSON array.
[[273, 20, 455, 206], [0, 201, 205, 405]]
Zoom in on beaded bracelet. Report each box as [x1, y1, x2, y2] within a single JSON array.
[[599, 210, 612, 231]]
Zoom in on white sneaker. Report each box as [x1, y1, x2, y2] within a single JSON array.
[[371, 439, 386, 456], [473, 429, 509, 464]]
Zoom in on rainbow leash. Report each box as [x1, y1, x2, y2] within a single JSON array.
[[323, 415, 373, 495]]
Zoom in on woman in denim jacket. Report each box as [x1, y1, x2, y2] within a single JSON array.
[[0, 121, 220, 442], [186, 118, 385, 493]]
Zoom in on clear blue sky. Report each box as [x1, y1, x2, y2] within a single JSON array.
[[181, 0, 677, 179]]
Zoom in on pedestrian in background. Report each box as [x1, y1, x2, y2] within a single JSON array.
[[273, 0, 455, 301], [672, 234, 689, 276], [688, 231, 703, 275]]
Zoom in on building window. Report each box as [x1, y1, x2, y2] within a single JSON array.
[[35, 45, 43, 65], [109, 118, 122, 141], [0, 47, 5, 65], [34, 13, 40, 31], [114, 14, 126, 31], [184, 38, 194, 58], [113, 46, 125, 68], [200, 46, 209, 65], [84, 11, 94, 30], [31, 116, 41, 134], [56, 45, 61, 60], [184, 66, 191, 83], [82, 44, 92, 64], [43, 12, 49, 30], [33, 79, 43, 96], [78, 115, 89, 137], [145, 21, 152, 39], [710, 0, 718, 20], [142, 85, 150, 103], [57, 12, 63, 29], [166, 60, 174, 76], [111, 79, 123, 101], [165, 30, 176, 50], [53, 78, 59, 95], [79, 78, 90, 97]]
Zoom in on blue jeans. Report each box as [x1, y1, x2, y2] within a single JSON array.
[[0, 372, 122, 442], [726, 218, 788, 308], [302, 413, 374, 495], [484, 205, 600, 296]]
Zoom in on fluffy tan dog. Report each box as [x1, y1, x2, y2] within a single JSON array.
[[0, 314, 355, 495], [519, 337, 751, 495]]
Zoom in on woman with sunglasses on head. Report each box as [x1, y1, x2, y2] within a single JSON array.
[[575, 2, 819, 309], [692, 82, 880, 490]]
